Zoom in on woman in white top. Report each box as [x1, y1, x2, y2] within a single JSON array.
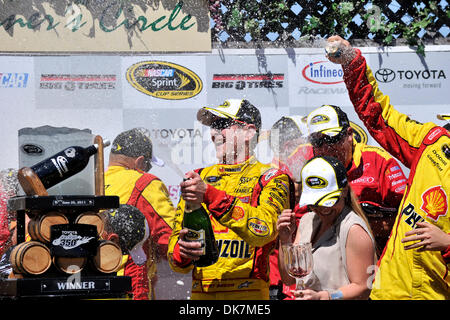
[[277, 156, 376, 300]]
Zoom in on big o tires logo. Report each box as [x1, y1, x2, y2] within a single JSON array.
[[126, 61, 203, 100]]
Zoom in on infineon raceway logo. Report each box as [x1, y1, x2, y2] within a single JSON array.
[[126, 61, 202, 100], [302, 61, 344, 85], [0, 73, 29, 88]]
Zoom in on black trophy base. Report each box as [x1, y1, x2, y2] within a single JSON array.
[[0, 276, 131, 299]]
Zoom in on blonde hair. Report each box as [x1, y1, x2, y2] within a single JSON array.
[[346, 186, 377, 260]]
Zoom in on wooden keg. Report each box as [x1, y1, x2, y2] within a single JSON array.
[[28, 211, 69, 243], [93, 240, 122, 273], [53, 256, 87, 274], [75, 211, 104, 235], [10, 241, 51, 275]]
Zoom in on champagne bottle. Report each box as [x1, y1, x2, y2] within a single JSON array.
[[182, 202, 219, 267], [18, 140, 110, 195]]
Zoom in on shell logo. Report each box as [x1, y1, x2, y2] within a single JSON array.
[[421, 186, 448, 221], [231, 206, 245, 221]]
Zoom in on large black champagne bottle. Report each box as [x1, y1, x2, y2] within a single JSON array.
[[19, 140, 110, 193], [182, 202, 219, 267]]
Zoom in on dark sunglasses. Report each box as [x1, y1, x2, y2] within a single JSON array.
[[210, 118, 247, 131], [310, 126, 348, 148]]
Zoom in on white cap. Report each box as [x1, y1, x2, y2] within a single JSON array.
[[285, 115, 309, 138], [197, 99, 261, 130], [307, 105, 350, 137], [299, 156, 348, 207]]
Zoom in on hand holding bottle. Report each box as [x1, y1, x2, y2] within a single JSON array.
[[180, 171, 207, 206], [179, 171, 219, 267], [177, 228, 205, 262], [325, 35, 356, 65]]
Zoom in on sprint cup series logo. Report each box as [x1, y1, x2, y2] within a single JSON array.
[[126, 61, 202, 100]]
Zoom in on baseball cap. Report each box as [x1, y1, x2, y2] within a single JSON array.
[[307, 105, 350, 137], [269, 115, 308, 153], [105, 204, 150, 266], [197, 99, 262, 131], [271, 115, 309, 138], [299, 156, 348, 207], [111, 127, 164, 168]]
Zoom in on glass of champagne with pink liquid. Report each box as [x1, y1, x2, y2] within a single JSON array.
[[282, 243, 313, 290]]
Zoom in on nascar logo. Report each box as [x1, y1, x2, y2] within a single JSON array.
[[306, 176, 328, 189]]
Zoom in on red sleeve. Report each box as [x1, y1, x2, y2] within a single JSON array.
[[136, 196, 171, 258], [123, 256, 150, 300], [343, 49, 418, 167], [269, 245, 282, 286], [294, 204, 308, 221], [171, 242, 192, 267], [379, 157, 407, 209]]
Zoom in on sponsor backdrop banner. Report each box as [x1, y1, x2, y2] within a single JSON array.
[[1, 47, 449, 201], [0, 0, 211, 52]]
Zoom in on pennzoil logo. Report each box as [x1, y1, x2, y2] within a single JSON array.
[[126, 61, 202, 100], [421, 186, 448, 221], [247, 218, 269, 237], [306, 176, 328, 189]]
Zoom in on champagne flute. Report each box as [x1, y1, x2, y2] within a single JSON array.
[[282, 243, 313, 290]]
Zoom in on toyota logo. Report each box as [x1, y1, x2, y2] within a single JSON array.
[[375, 68, 396, 83]]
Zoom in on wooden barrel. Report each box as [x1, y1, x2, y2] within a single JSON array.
[[53, 256, 87, 274], [28, 211, 68, 243], [75, 211, 104, 235], [93, 240, 123, 273], [10, 241, 51, 275]]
